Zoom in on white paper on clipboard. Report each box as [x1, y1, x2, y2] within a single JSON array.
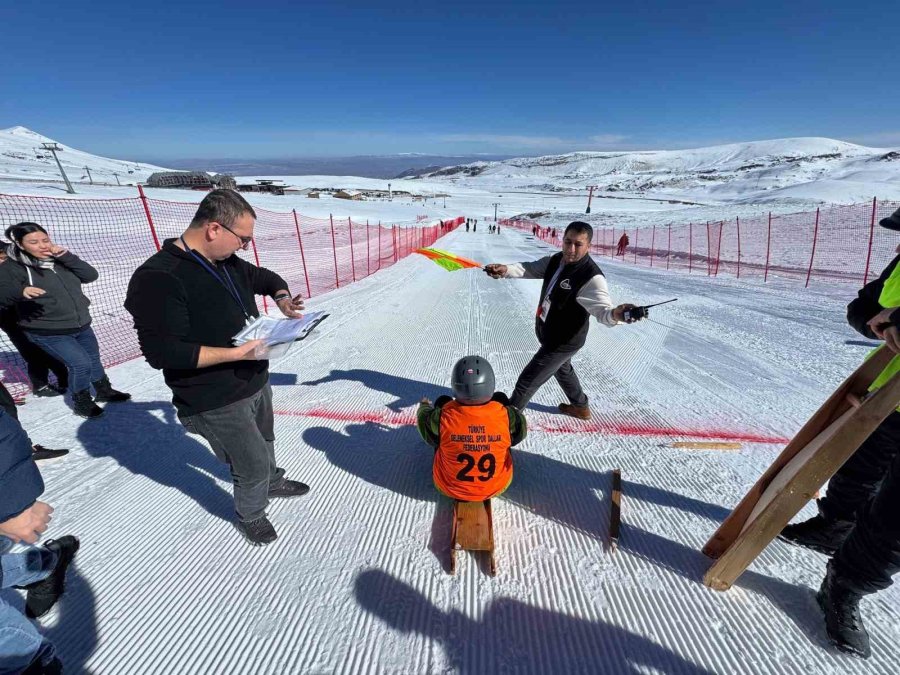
[[232, 311, 329, 359]]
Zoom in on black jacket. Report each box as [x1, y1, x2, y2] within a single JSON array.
[[0, 384, 43, 531], [124, 239, 288, 416], [0, 253, 98, 334], [535, 252, 604, 349], [847, 254, 900, 339]]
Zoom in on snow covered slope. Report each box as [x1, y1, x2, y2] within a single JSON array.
[[0, 126, 167, 183], [420, 138, 900, 206], [20, 226, 899, 673]]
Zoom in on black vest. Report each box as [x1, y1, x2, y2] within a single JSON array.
[[534, 252, 604, 349]]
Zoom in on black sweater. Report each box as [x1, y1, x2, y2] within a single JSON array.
[[124, 239, 288, 415], [847, 254, 900, 339], [0, 253, 98, 334]]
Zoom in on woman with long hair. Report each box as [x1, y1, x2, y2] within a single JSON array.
[[0, 222, 130, 418]]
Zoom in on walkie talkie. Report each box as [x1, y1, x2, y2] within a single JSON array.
[[623, 298, 677, 323]]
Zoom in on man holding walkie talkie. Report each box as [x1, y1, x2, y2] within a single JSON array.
[[485, 221, 644, 420]]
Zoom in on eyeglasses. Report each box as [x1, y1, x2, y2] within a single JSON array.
[[218, 222, 253, 249]]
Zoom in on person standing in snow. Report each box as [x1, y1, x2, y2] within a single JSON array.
[[780, 205, 900, 659], [0, 403, 80, 673], [0, 223, 131, 419], [616, 233, 629, 256], [483, 221, 641, 419], [125, 189, 310, 546]]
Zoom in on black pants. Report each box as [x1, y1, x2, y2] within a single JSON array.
[[826, 411, 900, 594], [509, 344, 588, 410], [0, 313, 68, 390]]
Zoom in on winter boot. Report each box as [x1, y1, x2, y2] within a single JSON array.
[[32, 445, 70, 461], [559, 402, 591, 420], [92, 376, 131, 403], [817, 562, 872, 658], [779, 515, 854, 555], [236, 516, 278, 546], [24, 536, 81, 619], [33, 383, 64, 398], [268, 479, 310, 498], [72, 389, 104, 418]]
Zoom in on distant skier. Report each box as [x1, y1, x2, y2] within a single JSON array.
[[417, 356, 526, 501], [779, 205, 900, 659], [466, 220, 470, 232], [484, 221, 642, 419], [616, 233, 629, 256]]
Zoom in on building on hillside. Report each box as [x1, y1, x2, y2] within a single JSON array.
[[236, 179, 285, 195], [145, 171, 236, 190], [334, 189, 363, 201]]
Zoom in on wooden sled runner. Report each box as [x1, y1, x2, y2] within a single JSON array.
[[702, 346, 900, 591], [450, 500, 496, 576]]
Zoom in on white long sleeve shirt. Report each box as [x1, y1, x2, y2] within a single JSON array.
[[503, 256, 620, 327]]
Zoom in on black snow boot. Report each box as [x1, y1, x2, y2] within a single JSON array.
[[817, 562, 872, 659], [24, 536, 81, 619], [779, 514, 854, 555], [72, 389, 104, 418], [32, 445, 70, 461], [268, 479, 310, 498], [33, 383, 64, 398], [92, 376, 131, 403], [236, 516, 278, 546]]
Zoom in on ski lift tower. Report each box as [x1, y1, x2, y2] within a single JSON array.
[[41, 143, 75, 194]]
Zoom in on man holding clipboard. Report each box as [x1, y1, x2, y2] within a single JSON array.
[[126, 189, 310, 545]]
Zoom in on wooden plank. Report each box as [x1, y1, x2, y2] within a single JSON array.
[[610, 469, 622, 552], [702, 347, 894, 559], [672, 441, 742, 450], [704, 368, 900, 590], [455, 500, 493, 551]]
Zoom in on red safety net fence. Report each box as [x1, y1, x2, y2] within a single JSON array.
[[0, 189, 463, 397], [503, 198, 900, 287]]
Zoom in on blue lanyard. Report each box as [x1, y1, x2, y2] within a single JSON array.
[[180, 237, 251, 321]]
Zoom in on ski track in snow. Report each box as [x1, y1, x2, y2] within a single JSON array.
[[15, 227, 899, 674]]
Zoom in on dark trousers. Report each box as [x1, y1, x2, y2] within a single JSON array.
[[178, 383, 285, 523], [826, 411, 900, 594], [0, 314, 68, 390], [509, 344, 588, 410], [25, 326, 104, 394]]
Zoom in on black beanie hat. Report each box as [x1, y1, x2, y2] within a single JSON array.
[[880, 206, 900, 231]]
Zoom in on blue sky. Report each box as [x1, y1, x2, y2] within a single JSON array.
[[3, 0, 898, 160]]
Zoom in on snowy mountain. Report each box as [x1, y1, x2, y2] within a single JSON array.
[[417, 137, 900, 205], [0, 126, 168, 184]]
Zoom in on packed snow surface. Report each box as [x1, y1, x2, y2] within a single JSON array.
[[17, 225, 900, 674]]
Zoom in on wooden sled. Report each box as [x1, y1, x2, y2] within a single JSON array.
[[450, 499, 496, 576], [702, 346, 900, 591]]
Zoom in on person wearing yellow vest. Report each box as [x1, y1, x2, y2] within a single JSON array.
[[417, 356, 526, 501], [780, 206, 900, 659]]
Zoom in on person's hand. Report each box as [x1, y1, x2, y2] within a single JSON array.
[[0, 501, 53, 544], [867, 307, 897, 338], [484, 264, 507, 279], [49, 245, 69, 257], [235, 339, 270, 361], [276, 294, 305, 319], [23, 286, 46, 299], [884, 325, 900, 354], [613, 303, 638, 323]]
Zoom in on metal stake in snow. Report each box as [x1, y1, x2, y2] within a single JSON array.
[[610, 469, 622, 552], [41, 142, 75, 194]]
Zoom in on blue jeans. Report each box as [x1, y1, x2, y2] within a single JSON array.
[[25, 326, 106, 395], [0, 537, 57, 674]]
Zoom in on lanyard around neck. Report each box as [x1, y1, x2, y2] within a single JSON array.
[[180, 237, 251, 320]]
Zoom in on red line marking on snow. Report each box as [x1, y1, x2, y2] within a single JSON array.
[[274, 408, 788, 445]]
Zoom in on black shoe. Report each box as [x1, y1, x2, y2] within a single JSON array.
[[92, 376, 131, 403], [268, 479, 310, 498], [779, 515, 854, 555], [33, 384, 64, 398], [32, 445, 70, 461], [817, 562, 872, 658], [24, 536, 81, 619], [72, 389, 104, 418], [236, 516, 278, 545]]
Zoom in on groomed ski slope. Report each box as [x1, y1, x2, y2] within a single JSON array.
[[18, 225, 900, 674]]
